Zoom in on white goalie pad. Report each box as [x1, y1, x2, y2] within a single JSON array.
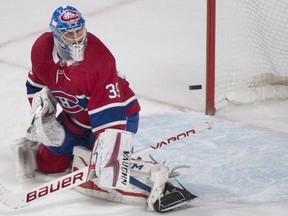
[[12, 137, 40, 182], [92, 129, 134, 189], [72, 144, 170, 210], [26, 87, 65, 147], [73, 146, 149, 205]]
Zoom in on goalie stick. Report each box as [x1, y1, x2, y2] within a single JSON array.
[[0, 121, 213, 209]]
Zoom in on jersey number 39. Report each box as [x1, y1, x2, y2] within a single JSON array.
[[106, 83, 120, 99]]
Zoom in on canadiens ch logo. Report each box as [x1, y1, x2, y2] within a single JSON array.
[[51, 90, 85, 114], [60, 10, 79, 22]]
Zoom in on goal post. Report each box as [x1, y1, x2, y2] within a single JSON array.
[[205, 0, 288, 115], [206, 0, 216, 115]]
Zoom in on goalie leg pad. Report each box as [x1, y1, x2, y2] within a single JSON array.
[[73, 145, 188, 211], [73, 146, 149, 205], [92, 129, 134, 189], [12, 137, 39, 182]]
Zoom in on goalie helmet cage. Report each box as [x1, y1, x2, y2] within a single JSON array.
[[205, 0, 288, 115]]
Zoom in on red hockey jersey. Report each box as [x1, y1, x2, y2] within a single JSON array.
[[26, 32, 140, 136]]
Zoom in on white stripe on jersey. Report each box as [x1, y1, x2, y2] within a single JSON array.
[[88, 95, 137, 115], [70, 116, 91, 129], [91, 120, 127, 133]]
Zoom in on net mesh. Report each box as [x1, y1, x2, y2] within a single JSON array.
[[215, 0, 288, 104]]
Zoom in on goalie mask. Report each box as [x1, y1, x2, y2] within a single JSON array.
[[50, 6, 87, 62]]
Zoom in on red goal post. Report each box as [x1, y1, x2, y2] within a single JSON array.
[[205, 0, 288, 115]]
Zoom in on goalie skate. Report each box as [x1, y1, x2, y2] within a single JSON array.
[[153, 182, 197, 212]]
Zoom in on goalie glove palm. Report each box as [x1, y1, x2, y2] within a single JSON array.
[[26, 87, 65, 147]]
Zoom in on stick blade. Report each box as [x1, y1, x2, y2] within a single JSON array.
[[0, 183, 11, 204], [0, 183, 27, 209]]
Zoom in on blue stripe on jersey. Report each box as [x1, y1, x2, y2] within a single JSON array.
[[89, 105, 127, 132], [26, 80, 43, 95]]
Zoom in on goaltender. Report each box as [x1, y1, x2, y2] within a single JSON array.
[[13, 5, 196, 212]]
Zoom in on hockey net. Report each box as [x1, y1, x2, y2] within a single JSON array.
[[206, 0, 288, 114]]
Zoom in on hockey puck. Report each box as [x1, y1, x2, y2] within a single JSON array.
[[189, 85, 202, 90]]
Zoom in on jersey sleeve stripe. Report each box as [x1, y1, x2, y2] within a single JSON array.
[[88, 102, 126, 115], [89, 105, 127, 133], [125, 95, 138, 108], [88, 96, 138, 115], [27, 77, 46, 89], [70, 116, 91, 129], [91, 120, 127, 133]]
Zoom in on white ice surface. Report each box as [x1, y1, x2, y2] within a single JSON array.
[[0, 0, 287, 215]]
